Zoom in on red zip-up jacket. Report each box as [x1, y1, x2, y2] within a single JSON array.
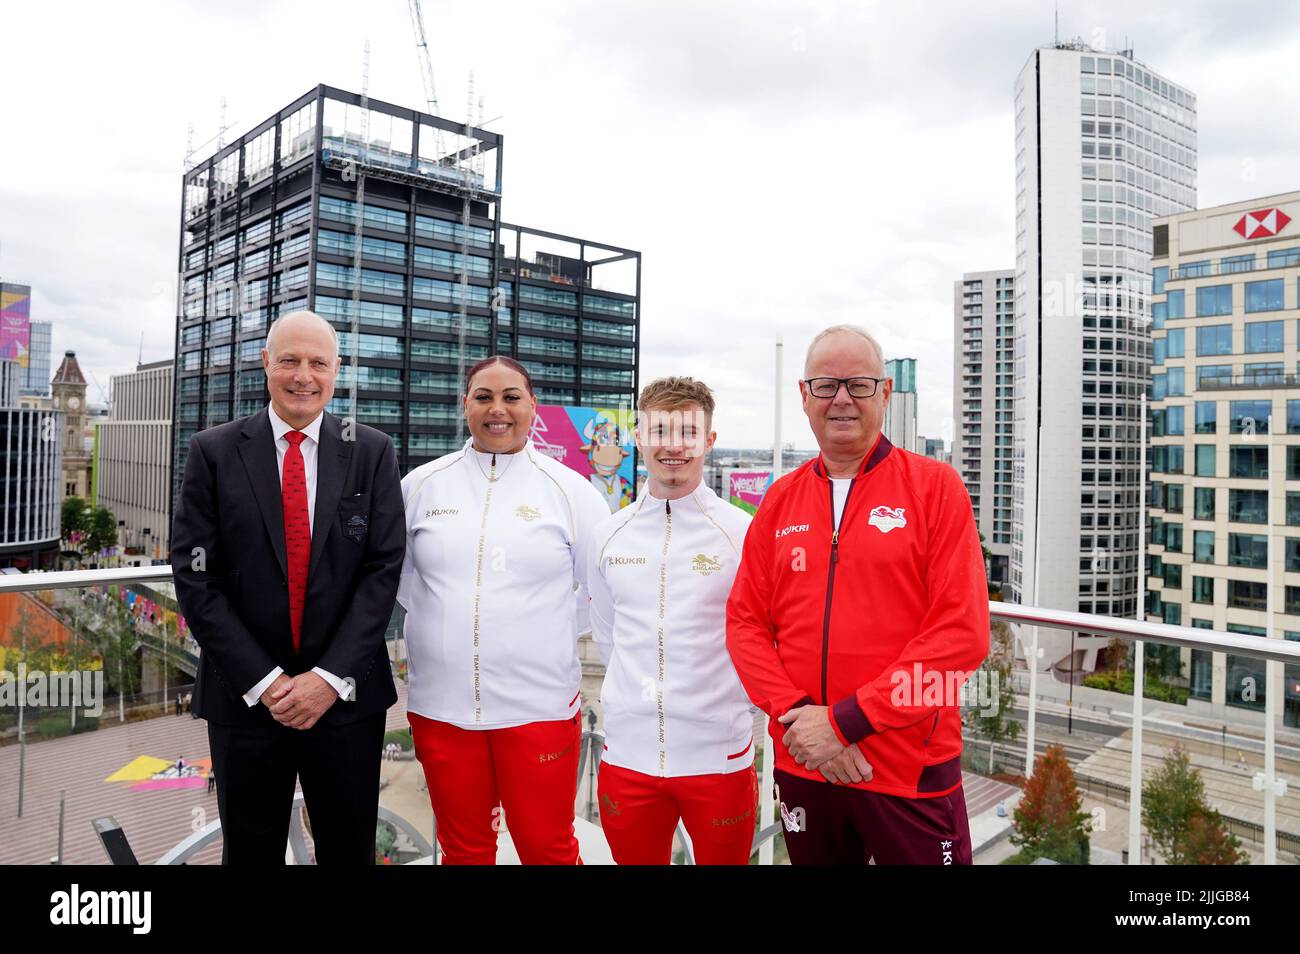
[[725, 433, 989, 798]]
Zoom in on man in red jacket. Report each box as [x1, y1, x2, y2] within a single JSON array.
[[726, 324, 989, 865]]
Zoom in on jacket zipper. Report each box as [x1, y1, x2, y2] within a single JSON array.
[[470, 452, 499, 724], [820, 477, 855, 705], [655, 498, 672, 775]]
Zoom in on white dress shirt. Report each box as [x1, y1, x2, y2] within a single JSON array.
[[242, 404, 352, 707]]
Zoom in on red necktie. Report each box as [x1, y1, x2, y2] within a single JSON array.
[[282, 430, 311, 652]]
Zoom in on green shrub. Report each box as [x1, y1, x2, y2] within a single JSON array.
[[1082, 671, 1187, 704], [37, 714, 72, 739]]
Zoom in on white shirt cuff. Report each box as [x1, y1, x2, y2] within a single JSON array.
[[313, 667, 353, 701], [245, 667, 284, 707]]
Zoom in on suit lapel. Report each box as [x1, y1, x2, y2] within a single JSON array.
[[308, 411, 353, 578], [237, 409, 288, 580]]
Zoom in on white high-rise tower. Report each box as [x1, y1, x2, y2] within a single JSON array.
[[1012, 43, 1197, 671]]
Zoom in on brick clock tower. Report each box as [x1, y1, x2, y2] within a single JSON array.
[[52, 350, 91, 499]]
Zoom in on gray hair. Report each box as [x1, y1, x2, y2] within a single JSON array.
[[265, 310, 339, 357], [804, 324, 886, 376]]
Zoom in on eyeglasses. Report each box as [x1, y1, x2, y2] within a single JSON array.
[[803, 376, 886, 399]]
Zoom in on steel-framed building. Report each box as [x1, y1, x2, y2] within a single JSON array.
[[173, 84, 640, 507]]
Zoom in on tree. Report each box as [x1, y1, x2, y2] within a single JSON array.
[[1010, 743, 1091, 864], [1106, 637, 1128, 674], [1181, 806, 1248, 865], [968, 620, 1021, 774], [1142, 746, 1246, 865], [84, 591, 141, 700], [8, 601, 61, 674], [83, 507, 119, 558], [61, 496, 88, 543]]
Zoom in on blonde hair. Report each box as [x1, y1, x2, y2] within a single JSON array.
[[638, 376, 716, 419]]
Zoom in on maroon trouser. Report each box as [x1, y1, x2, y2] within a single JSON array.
[[774, 768, 972, 865]]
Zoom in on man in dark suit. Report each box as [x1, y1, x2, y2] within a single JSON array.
[[172, 310, 404, 864]]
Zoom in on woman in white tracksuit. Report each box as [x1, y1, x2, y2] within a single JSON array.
[[398, 356, 609, 865], [580, 377, 759, 864]]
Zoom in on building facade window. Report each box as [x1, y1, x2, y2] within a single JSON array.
[[1195, 401, 1216, 434], [1227, 532, 1268, 569], [1194, 487, 1215, 519], [1193, 529, 1215, 563], [1195, 444, 1215, 476], [1244, 319, 1284, 352], [1228, 489, 1267, 524], [1230, 446, 1268, 478], [1244, 279, 1284, 313], [1197, 364, 1232, 388], [1167, 289, 1185, 318], [1227, 580, 1266, 610], [1229, 399, 1272, 433], [1196, 324, 1233, 356], [1192, 576, 1214, 604], [1196, 285, 1232, 317]]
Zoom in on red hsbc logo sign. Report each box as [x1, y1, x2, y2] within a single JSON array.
[[1233, 207, 1292, 239]]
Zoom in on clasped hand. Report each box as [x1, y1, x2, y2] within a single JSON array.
[[778, 704, 873, 785], [261, 672, 337, 729]]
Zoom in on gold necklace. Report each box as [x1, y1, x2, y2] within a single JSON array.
[[472, 445, 520, 482]]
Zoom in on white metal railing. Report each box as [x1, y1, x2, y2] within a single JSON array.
[[0, 566, 173, 593], [988, 601, 1300, 665], [8, 566, 1299, 865], [6, 567, 1299, 665]]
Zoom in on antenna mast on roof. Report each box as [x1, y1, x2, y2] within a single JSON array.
[[347, 40, 371, 430], [454, 71, 481, 444]]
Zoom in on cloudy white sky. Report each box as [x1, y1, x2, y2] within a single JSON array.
[[2, 0, 1298, 449]]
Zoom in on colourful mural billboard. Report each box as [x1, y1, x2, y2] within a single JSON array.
[[0, 284, 31, 367], [729, 470, 774, 515], [529, 404, 636, 511]]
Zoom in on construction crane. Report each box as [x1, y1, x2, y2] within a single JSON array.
[[408, 0, 440, 117], [406, 0, 481, 443], [86, 369, 111, 410]]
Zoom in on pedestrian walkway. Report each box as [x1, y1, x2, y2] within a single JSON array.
[[0, 683, 414, 865]]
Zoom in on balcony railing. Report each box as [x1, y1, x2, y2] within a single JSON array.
[[1166, 252, 1300, 281], [3, 566, 1299, 865], [1194, 372, 1300, 392]]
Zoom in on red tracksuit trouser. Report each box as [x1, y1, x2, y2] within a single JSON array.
[[409, 712, 581, 865], [597, 761, 759, 865]]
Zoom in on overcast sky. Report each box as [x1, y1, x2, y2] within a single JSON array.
[[2, 0, 1298, 449]]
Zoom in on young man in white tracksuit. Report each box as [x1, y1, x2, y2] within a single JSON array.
[[580, 377, 759, 864]]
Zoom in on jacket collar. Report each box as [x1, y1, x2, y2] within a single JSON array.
[[461, 436, 536, 454], [637, 479, 714, 512], [811, 432, 893, 480]]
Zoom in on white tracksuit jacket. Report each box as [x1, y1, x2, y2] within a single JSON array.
[[399, 439, 610, 728], [580, 482, 757, 777]]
